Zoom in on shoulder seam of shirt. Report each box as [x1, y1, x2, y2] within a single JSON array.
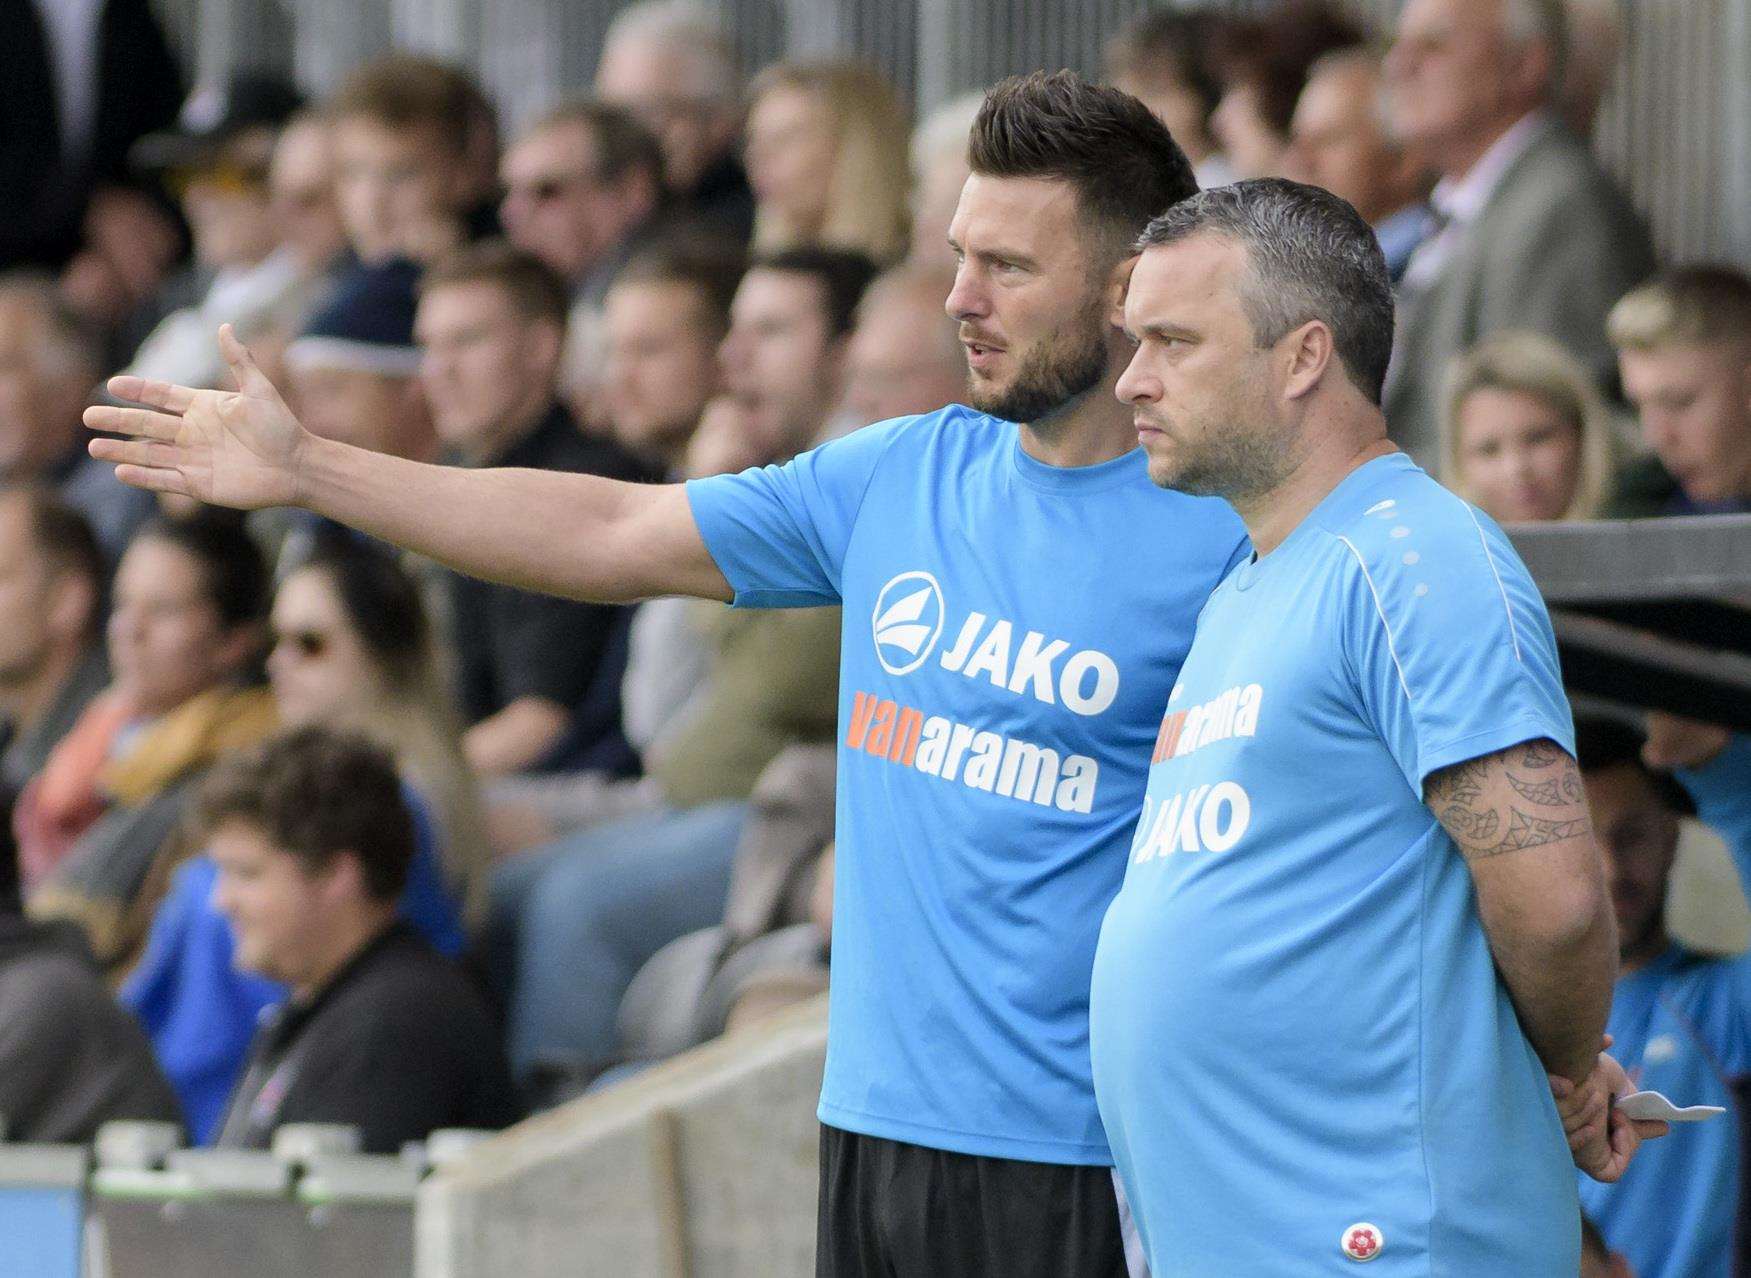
[[1461, 504, 1522, 662], [844, 412, 933, 534], [1334, 533, 1413, 702]]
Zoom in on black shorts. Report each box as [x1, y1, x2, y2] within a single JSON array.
[[816, 1123, 1135, 1278]]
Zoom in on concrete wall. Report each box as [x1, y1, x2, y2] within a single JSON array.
[[416, 996, 827, 1278]]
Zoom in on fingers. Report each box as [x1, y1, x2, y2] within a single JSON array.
[[1629, 1119, 1669, 1141], [85, 405, 185, 442], [105, 374, 197, 415], [90, 437, 186, 469], [219, 323, 278, 400], [113, 463, 192, 496]]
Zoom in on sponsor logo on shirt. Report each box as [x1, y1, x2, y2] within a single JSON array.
[[845, 689, 1100, 813], [1131, 781, 1252, 860], [1152, 683, 1263, 763], [872, 570, 1120, 716], [1131, 684, 1264, 859]]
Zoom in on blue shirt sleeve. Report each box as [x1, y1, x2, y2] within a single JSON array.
[[684, 417, 911, 608], [1675, 732, 1751, 899], [1338, 503, 1575, 797]]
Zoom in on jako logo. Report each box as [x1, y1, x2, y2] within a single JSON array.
[[872, 571, 945, 676]]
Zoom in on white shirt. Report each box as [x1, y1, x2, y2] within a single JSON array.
[[1399, 111, 1548, 293], [31, 0, 106, 167]]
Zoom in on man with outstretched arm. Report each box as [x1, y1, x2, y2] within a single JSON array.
[[89, 73, 1250, 1276], [1091, 178, 1663, 1275]]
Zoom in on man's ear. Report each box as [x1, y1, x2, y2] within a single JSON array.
[[1107, 255, 1139, 329], [1281, 320, 1336, 401]]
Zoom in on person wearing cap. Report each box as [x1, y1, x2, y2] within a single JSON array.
[[204, 728, 517, 1154], [285, 260, 434, 463], [121, 75, 326, 391], [1574, 715, 1751, 1278]]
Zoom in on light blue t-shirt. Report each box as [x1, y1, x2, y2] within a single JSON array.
[[1090, 453, 1580, 1272], [1581, 735, 1751, 1278], [687, 406, 1246, 1163]]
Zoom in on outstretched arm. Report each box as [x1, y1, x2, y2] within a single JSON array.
[[85, 326, 732, 605]]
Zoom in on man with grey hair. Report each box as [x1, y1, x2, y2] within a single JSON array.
[[1382, 0, 1653, 466], [594, 0, 753, 243], [1284, 48, 1433, 282], [1093, 177, 1662, 1274]]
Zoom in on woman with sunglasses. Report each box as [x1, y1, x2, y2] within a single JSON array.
[[122, 535, 485, 1141]]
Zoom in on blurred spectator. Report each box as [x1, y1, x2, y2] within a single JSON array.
[[285, 259, 432, 458], [271, 541, 489, 915], [17, 513, 275, 965], [1210, 0, 1365, 180], [1104, 9, 1237, 187], [499, 100, 667, 308], [122, 75, 321, 390], [487, 249, 873, 1088], [906, 93, 983, 275], [0, 273, 156, 562], [1605, 265, 1751, 516], [595, 0, 754, 243], [745, 61, 910, 263], [1284, 49, 1434, 282], [1383, 0, 1655, 466], [0, 488, 107, 907], [499, 100, 668, 429], [415, 242, 658, 777], [1573, 716, 1750, 1278], [2, 0, 184, 321], [1581, 1215, 1636, 1278], [268, 112, 350, 281], [203, 728, 517, 1153], [327, 55, 485, 267], [1440, 330, 1618, 522], [125, 540, 476, 1141], [719, 247, 877, 457], [601, 239, 745, 472], [1561, 0, 1624, 137], [0, 908, 182, 1142], [841, 265, 965, 426]]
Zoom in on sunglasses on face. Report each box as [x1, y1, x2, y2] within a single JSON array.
[[273, 629, 329, 659]]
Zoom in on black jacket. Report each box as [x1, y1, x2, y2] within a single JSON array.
[[0, 915, 183, 1140], [215, 922, 520, 1153], [0, 0, 184, 268]]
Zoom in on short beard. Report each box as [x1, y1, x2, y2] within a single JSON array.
[[1150, 411, 1299, 506], [968, 292, 1109, 425]]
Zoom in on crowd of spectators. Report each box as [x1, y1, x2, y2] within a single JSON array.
[[0, 0, 1747, 1271]]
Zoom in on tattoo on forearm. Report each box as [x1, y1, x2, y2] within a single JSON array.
[[1427, 740, 1593, 861]]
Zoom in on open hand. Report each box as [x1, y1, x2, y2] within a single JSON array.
[[84, 325, 310, 511]]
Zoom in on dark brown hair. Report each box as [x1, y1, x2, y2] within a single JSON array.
[[610, 237, 748, 342], [1213, 1, 1365, 137], [326, 55, 484, 156], [195, 726, 415, 901], [968, 70, 1198, 262], [420, 239, 571, 327]]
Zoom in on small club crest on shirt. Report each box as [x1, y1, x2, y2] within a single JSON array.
[[1342, 1223, 1384, 1262]]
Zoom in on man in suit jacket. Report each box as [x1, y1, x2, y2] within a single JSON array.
[[0, 0, 184, 276], [1382, 0, 1653, 467]]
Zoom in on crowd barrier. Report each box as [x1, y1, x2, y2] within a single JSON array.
[[418, 994, 828, 1278]]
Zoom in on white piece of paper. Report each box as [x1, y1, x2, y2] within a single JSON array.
[[1616, 1090, 1726, 1123]]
